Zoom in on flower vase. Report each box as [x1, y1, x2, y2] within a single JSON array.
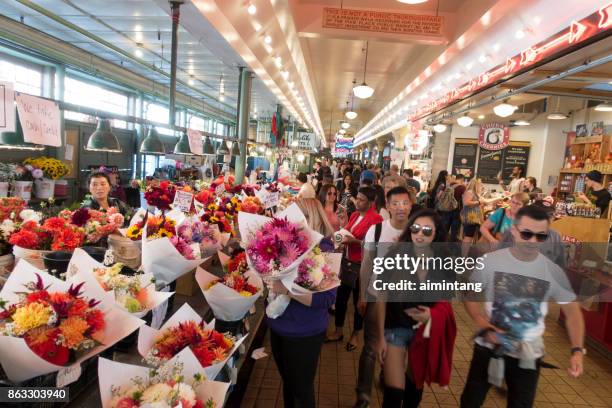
[[34, 178, 55, 199], [0, 182, 8, 197], [12, 181, 33, 201], [12, 245, 52, 270]]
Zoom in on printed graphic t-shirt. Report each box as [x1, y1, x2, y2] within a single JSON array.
[[471, 248, 575, 356]]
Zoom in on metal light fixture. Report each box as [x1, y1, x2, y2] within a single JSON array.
[[0, 111, 44, 151], [173, 132, 192, 154], [218, 140, 230, 155], [595, 102, 612, 112], [433, 123, 447, 133], [203, 136, 215, 155], [547, 97, 568, 120], [140, 126, 165, 154], [493, 102, 518, 118], [353, 42, 374, 99], [345, 98, 357, 120], [85, 118, 122, 153], [231, 141, 241, 156], [457, 114, 474, 127], [341, 122, 351, 129]]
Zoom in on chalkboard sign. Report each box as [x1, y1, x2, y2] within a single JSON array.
[[477, 147, 503, 184], [501, 144, 530, 182], [452, 140, 478, 178]]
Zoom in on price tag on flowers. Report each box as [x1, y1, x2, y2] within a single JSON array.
[[264, 192, 280, 209], [172, 190, 194, 213]]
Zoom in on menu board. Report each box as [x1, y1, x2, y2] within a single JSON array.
[[477, 147, 503, 184], [501, 144, 530, 182], [451, 140, 478, 178]]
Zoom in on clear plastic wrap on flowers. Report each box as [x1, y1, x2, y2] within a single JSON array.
[[0, 260, 144, 384], [195, 251, 263, 322], [67, 248, 174, 319], [98, 348, 230, 408], [137, 303, 247, 380]]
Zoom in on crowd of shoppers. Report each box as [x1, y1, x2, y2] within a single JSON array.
[[268, 158, 588, 408]]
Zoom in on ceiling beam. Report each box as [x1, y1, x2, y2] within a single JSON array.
[[528, 85, 611, 98], [531, 69, 612, 80]]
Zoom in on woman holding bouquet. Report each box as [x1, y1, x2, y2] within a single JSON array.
[[267, 271, 337, 408], [327, 186, 382, 351], [377, 209, 457, 408]]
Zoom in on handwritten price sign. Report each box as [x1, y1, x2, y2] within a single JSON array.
[[16, 93, 61, 146], [173, 190, 194, 213]]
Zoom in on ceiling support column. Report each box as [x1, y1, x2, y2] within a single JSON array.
[[168, 0, 184, 127], [234, 67, 252, 186]]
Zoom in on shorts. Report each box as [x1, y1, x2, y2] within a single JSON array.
[[384, 326, 414, 347], [463, 223, 479, 238]]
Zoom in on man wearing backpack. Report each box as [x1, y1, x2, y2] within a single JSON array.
[[354, 186, 418, 408]]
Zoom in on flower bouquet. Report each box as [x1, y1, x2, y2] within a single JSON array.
[[67, 207, 124, 245], [66, 248, 173, 318], [144, 181, 176, 213], [0, 260, 144, 383], [195, 251, 263, 322], [124, 212, 177, 242], [238, 203, 323, 318], [172, 218, 229, 260], [137, 303, 247, 380], [99, 347, 230, 408], [0, 198, 26, 258], [240, 196, 264, 215], [23, 157, 69, 181]]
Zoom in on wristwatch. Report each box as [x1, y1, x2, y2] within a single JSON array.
[[571, 347, 586, 356]]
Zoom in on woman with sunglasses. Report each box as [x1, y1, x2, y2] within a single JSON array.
[[318, 184, 341, 231], [377, 208, 457, 408], [479, 192, 529, 244]]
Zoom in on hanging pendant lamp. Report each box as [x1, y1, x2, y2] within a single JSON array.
[[140, 126, 165, 155], [231, 141, 241, 156], [353, 41, 374, 99], [0, 110, 44, 151], [345, 99, 357, 120], [218, 140, 230, 155], [85, 118, 122, 152], [173, 131, 192, 154], [203, 136, 215, 155]]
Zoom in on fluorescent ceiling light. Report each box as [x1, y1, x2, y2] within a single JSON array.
[[457, 115, 474, 127], [493, 102, 518, 117]]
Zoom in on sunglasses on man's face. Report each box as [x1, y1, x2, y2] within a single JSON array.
[[410, 224, 434, 237], [517, 229, 549, 242]]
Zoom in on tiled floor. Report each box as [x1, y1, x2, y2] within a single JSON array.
[[242, 303, 612, 407]]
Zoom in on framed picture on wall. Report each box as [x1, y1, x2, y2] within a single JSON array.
[[591, 121, 604, 136], [576, 124, 588, 137]]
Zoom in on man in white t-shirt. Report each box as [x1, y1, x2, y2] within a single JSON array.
[[461, 205, 585, 408], [354, 186, 416, 408], [499, 165, 525, 194]]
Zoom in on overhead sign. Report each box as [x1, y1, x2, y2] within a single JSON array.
[[187, 129, 203, 155], [404, 130, 429, 155], [15, 93, 61, 146], [322, 7, 444, 37], [289, 131, 316, 150], [0, 81, 15, 133], [478, 123, 510, 150]]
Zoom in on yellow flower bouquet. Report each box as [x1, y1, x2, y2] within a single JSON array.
[[24, 157, 69, 180]]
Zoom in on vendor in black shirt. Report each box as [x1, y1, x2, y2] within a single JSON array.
[[577, 170, 611, 217], [81, 171, 132, 220]]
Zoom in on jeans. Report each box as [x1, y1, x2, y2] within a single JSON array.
[[438, 210, 454, 236], [460, 344, 541, 408], [335, 281, 364, 331], [449, 208, 462, 241], [270, 330, 325, 408], [356, 302, 379, 402], [384, 326, 414, 347]]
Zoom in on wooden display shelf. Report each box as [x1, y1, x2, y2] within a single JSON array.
[[571, 135, 604, 145], [559, 168, 612, 174]]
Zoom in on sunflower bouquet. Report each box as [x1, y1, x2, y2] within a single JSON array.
[[23, 157, 69, 180], [125, 214, 177, 241]]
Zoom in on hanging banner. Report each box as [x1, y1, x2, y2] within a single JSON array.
[[478, 123, 509, 151], [187, 129, 203, 155], [15, 93, 61, 146], [0, 82, 15, 133], [289, 131, 316, 150]]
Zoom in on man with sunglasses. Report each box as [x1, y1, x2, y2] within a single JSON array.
[[461, 205, 585, 408]]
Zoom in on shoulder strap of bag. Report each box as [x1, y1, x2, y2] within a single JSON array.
[[493, 209, 505, 234], [374, 222, 382, 243]]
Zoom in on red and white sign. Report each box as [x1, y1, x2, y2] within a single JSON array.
[[187, 129, 203, 155], [404, 129, 429, 155], [15, 93, 61, 146], [479, 123, 510, 150]]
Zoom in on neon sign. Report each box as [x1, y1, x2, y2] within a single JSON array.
[[407, 3, 611, 122]]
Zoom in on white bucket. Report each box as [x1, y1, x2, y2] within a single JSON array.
[[13, 181, 33, 201], [108, 234, 141, 270], [34, 178, 55, 200], [13, 245, 51, 270], [0, 182, 8, 197]]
